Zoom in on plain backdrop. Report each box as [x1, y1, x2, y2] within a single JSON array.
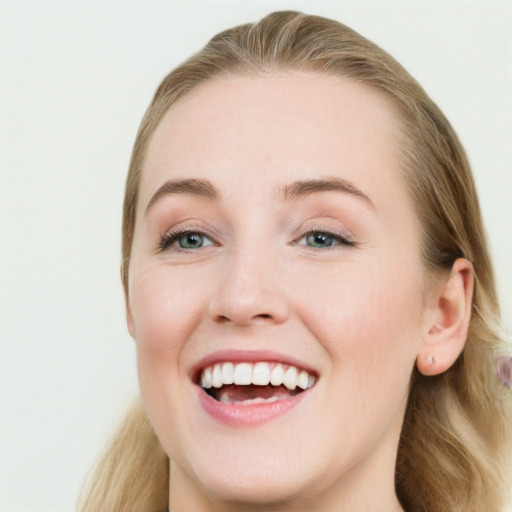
[[1, 1, 511, 511]]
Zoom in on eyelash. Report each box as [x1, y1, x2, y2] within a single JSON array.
[[158, 227, 217, 252], [294, 228, 357, 250], [158, 227, 356, 252]]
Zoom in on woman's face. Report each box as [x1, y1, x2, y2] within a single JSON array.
[[127, 74, 429, 509]]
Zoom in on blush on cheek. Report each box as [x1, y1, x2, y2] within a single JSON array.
[[303, 271, 419, 390], [130, 269, 207, 382]]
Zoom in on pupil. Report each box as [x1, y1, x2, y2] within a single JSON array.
[[309, 232, 331, 247]]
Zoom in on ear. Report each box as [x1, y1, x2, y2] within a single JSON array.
[[416, 258, 474, 376], [126, 299, 135, 338], [121, 264, 136, 338]]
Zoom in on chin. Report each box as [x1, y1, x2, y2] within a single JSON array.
[[194, 465, 311, 507], [170, 432, 322, 507]]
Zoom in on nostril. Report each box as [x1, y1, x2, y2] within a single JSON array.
[[215, 315, 231, 324], [214, 312, 274, 325], [209, 291, 290, 326]]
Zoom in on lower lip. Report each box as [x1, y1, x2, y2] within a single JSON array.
[[196, 386, 310, 427]]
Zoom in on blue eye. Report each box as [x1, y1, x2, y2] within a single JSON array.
[[178, 232, 208, 249], [298, 230, 355, 249], [306, 232, 337, 248], [160, 230, 214, 251]]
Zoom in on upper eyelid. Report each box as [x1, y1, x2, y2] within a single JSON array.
[[160, 226, 352, 240], [157, 221, 357, 250], [294, 230, 355, 247], [294, 224, 355, 241], [160, 220, 218, 239], [159, 227, 218, 251], [298, 229, 348, 240]]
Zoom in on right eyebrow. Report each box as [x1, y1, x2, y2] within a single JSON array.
[[144, 178, 220, 216]]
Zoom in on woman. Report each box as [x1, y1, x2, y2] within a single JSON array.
[[79, 11, 512, 512]]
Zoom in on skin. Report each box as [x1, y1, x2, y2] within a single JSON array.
[[126, 74, 473, 511]]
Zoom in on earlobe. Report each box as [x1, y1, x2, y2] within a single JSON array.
[[416, 258, 474, 376]]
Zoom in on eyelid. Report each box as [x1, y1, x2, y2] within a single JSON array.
[[158, 224, 219, 252], [293, 226, 357, 248], [156, 221, 357, 252]]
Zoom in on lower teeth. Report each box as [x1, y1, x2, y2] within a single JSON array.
[[204, 383, 301, 404], [219, 395, 281, 405]]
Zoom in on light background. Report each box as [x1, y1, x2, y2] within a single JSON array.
[[0, 1, 510, 511]]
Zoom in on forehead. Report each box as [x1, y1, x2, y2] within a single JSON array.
[[140, 73, 407, 212]]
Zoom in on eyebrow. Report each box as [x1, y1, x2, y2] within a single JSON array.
[[144, 175, 374, 215], [145, 178, 220, 215], [279, 177, 374, 208]]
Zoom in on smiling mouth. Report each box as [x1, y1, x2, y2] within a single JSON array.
[[198, 361, 317, 405]]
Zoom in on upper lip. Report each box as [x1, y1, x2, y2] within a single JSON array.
[[189, 349, 319, 383]]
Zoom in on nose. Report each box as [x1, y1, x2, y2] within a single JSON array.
[[208, 250, 290, 327]]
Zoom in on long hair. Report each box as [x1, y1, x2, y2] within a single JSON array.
[[79, 11, 512, 512]]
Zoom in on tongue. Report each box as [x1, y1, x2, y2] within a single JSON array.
[[214, 384, 297, 404]]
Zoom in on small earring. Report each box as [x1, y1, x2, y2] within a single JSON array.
[[495, 355, 512, 390], [429, 355, 436, 366]]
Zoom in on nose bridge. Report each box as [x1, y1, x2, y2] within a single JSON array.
[[209, 241, 289, 326]]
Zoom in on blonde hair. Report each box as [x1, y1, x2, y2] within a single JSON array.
[[79, 11, 512, 512]]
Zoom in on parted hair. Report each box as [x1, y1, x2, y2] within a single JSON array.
[[78, 11, 512, 512]]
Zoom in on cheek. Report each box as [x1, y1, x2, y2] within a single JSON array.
[[128, 265, 206, 398], [295, 258, 423, 383], [128, 264, 212, 458], [130, 264, 204, 344], [285, 258, 423, 462]]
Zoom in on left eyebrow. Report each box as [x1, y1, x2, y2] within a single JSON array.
[[279, 177, 375, 209]]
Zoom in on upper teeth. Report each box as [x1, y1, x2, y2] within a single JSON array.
[[200, 362, 316, 391]]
